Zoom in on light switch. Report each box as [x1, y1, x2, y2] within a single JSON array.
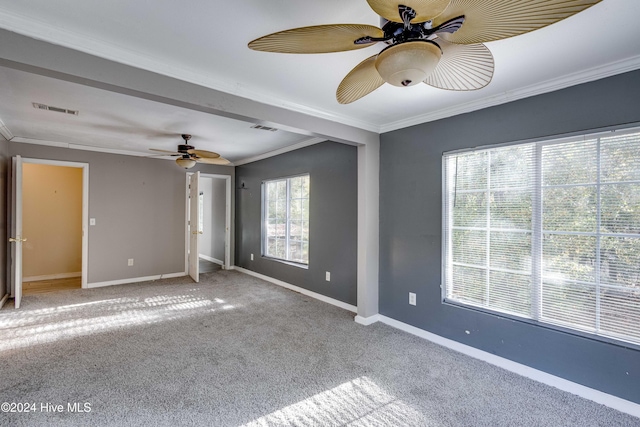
[[90, 218, 96, 226]]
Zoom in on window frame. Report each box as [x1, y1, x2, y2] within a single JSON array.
[[441, 125, 640, 350], [261, 173, 310, 267]]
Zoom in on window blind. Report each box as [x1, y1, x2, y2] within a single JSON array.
[[263, 175, 310, 264], [443, 129, 640, 346]]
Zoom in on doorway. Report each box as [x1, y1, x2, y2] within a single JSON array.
[[184, 173, 231, 282], [9, 157, 89, 308]]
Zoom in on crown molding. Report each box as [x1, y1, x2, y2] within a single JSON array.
[[233, 137, 326, 166], [381, 54, 640, 133], [11, 135, 322, 165], [11, 136, 165, 158], [0, 6, 379, 133], [0, 117, 13, 140]]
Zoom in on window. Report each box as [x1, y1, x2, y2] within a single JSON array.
[[263, 174, 310, 265], [443, 128, 640, 346]]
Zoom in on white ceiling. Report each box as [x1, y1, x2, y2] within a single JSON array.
[[0, 66, 314, 163], [0, 0, 639, 155]]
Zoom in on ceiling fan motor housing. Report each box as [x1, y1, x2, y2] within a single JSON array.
[[375, 40, 442, 87], [178, 144, 195, 153]]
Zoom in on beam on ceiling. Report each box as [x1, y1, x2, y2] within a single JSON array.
[[0, 28, 378, 147]]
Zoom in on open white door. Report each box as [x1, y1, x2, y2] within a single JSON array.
[[189, 171, 200, 282], [9, 156, 25, 309]]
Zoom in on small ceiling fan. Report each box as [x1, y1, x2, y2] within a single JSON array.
[[150, 134, 231, 169], [248, 0, 601, 104]]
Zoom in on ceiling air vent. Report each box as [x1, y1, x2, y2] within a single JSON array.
[[251, 124, 278, 132], [32, 103, 79, 116]]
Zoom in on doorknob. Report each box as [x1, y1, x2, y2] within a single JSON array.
[[9, 237, 27, 243], [191, 231, 203, 235]]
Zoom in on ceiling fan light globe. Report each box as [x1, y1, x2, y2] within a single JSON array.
[[176, 158, 197, 169], [375, 41, 442, 87]]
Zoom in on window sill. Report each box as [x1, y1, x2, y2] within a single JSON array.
[[262, 256, 309, 270]]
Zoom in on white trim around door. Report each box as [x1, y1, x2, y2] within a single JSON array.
[[21, 158, 89, 289], [184, 173, 232, 273]]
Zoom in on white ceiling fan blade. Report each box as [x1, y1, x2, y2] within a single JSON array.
[[248, 24, 384, 54], [149, 148, 182, 155], [147, 154, 181, 158], [197, 157, 231, 166], [433, 0, 602, 44], [336, 54, 386, 104], [187, 149, 221, 159], [367, 0, 452, 24], [424, 38, 494, 91]]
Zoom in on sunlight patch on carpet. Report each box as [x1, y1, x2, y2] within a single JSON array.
[[0, 293, 239, 352], [242, 376, 425, 426]]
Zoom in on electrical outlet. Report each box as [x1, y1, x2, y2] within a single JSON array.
[[409, 292, 416, 306], [128, 258, 134, 266], [326, 272, 331, 281], [251, 253, 254, 261]]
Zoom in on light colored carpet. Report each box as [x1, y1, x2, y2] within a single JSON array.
[[0, 270, 637, 426]]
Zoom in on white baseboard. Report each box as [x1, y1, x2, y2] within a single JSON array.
[[0, 293, 8, 308], [374, 315, 640, 419], [233, 266, 357, 313], [355, 314, 381, 326], [199, 254, 223, 265], [87, 272, 186, 289], [23, 272, 81, 282]]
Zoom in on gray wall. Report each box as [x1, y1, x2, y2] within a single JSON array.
[[236, 141, 357, 305], [9, 142, 234, 284], [211, 178, 226, 262], [199, 176, 226, 262], [379, 69, 640, 403], [199, 177, 213, 259], [0, 138, 8, 299]]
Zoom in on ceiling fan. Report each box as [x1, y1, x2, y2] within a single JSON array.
[[248, 0, 601, 104], [150, 134, 231, 169]]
